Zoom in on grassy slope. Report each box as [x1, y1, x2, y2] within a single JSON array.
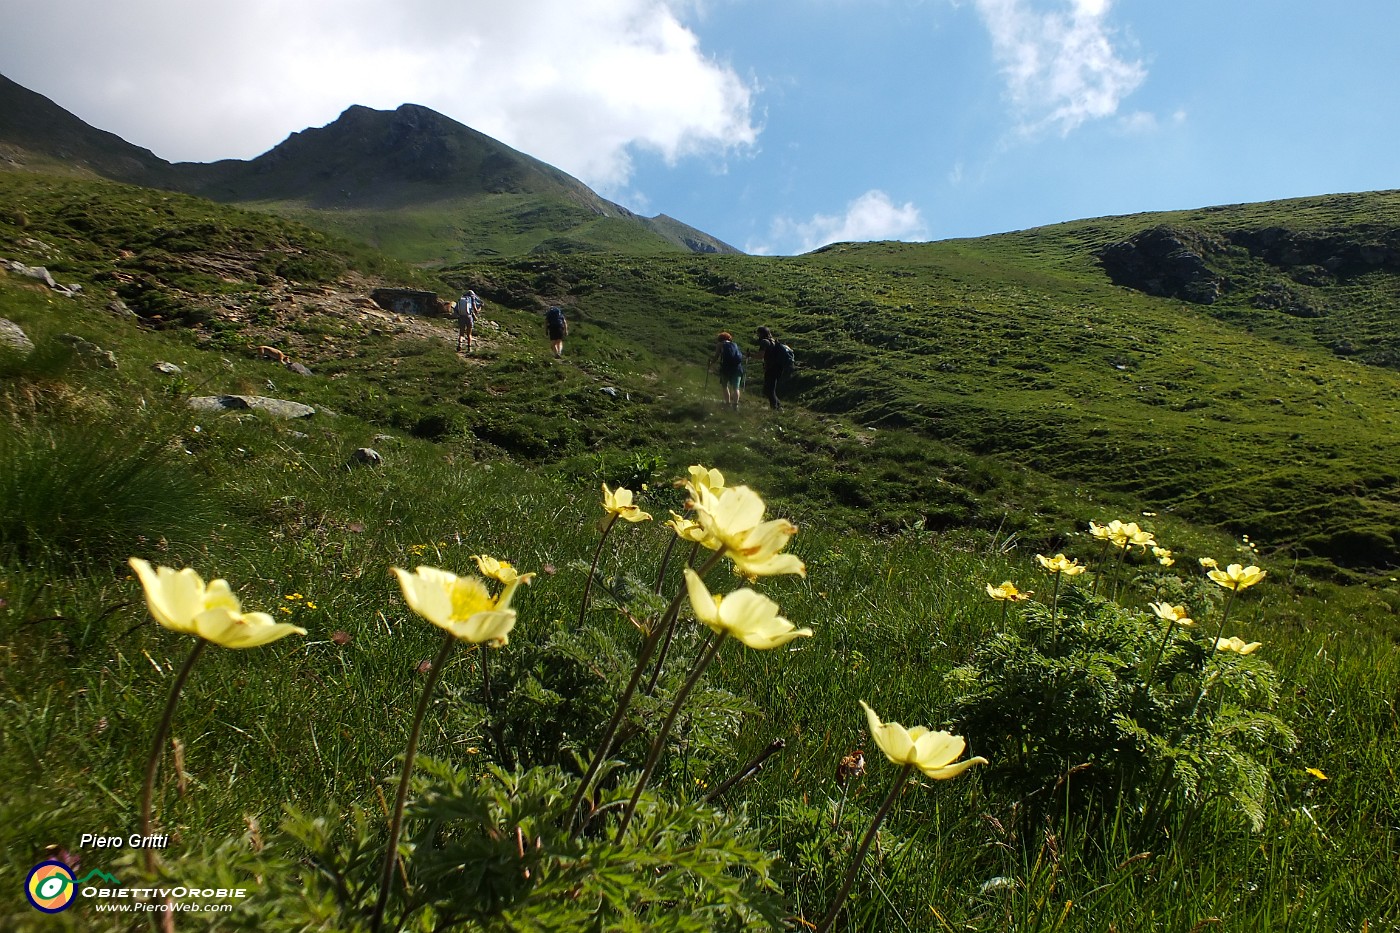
[[5, 170, 1397, 580], [3, 170, 1399, 931], [445, 228, 1400, 580]]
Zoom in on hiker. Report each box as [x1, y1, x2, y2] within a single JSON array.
[[755, 326, 787, 410], [545, 305, 568, 358], [453, 289, 481, 352], [710, 331, 745, 410]]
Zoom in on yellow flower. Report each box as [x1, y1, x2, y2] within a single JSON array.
[[471, 554, 536, 587], [1148, 602, 1194, 626], [1152, 546, 1175, 567], [129, 558, 305, 649], [1208, 563, 1266, 591], [680, 464, 726, 498], [1089, 520, 1117, 542], [683, 568, 812, 649], [690, 484, 806, 578], [1199, 557, 1219, 570], [392, 565, 517, 646], [601, 483, 652, 523], [1124, 523, 1157, 549], [859, 701, 988, 779], [665, 511, 711, 545], [1036, 553, 1086, 576], [1305, 767, 1328, 781], [985, 581, 1032, 602], [1215, 636, 1263, 655]]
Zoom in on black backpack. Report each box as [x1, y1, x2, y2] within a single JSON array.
[[545, 306, 565, 327], [776, 342, 796, 375]]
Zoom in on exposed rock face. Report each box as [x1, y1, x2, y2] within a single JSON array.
[[1098, 226, 1223, 304], [1228, 225, 1400, 281], [1100, 222, 1400, 305], [371, 287, 443, 317]]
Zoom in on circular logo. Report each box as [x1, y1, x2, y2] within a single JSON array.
[[26, 861, 77, 913]]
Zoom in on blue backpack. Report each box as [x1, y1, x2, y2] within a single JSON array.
[[545, 306, 565, 328], [719, 340, 743, 371]]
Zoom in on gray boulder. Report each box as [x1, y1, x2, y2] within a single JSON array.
[[0, 318, 34, 353], [187, 395, 316, 419], [153, 361, 183, 375], [58, 333, 118, 368]]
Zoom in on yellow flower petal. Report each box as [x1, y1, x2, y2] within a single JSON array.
[[683, 569, 811, 650], [601, 483, 653, 522], [1214, 636, 1263, 655], [1208, 564, 1266, 591], [393, 565, 518, 645], [859, 701, 987, 779], [129, 557, 305, 649]]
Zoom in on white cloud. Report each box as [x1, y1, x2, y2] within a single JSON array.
[[971, 0, 1145, 134], [0, 0, 758, 194], [754, 190, 928, 255]]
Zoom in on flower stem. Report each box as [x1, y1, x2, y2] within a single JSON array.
[[644, 542, 702, 696], [653, 534, 679, 595], [577, 513, 619, 628], [615, 633, 727, 840], [813, 762, 915, 933], [1144, 618, 1180, 687], [140, 638, 207, 877], [1188, 588, 1239, 718], [370, 632, 456, 933], [1091, 539, 1111, 596], [1048, 574, 1063, 647], [566, 548, 723, 834]]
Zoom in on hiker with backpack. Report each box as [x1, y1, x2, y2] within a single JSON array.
[[710, 331, 745, 410], [453, 289, 481, 352], [544, 305, 568, 358], [755, 326, 793, 410]]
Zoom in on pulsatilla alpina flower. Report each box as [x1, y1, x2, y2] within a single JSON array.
[[683, 568, 812, 649], [985, 581, 1031, 601], [690, 484, 805, 578], [1152, 546, 1175, 566], [393, 565, 517, 646], [471, 554, 535, 587], [680, 464, 726, 498], [1148, 602, 1195, 626], [859, 701, 987, 779], [129, 558, 305, 649], [1215, 636, 1263, 655], [601, 483, 652, 522], [1089, 520, 1118, 542], [1199, 556, 1219, 570], [1036, 553, 1086, 575], [1123, 523, 1156, 549], [665, 511, 710, 544], [1208, 563, 1266, 591]]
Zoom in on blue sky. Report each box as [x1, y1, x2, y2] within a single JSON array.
[[3, 0, 1399, 255]]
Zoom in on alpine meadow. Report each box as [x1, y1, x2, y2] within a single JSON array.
[[1, 75, 1398, 932]]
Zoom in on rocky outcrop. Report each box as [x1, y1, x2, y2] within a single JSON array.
[[1098, 226, 1224, 304], [1227, 225, 1400, 281]]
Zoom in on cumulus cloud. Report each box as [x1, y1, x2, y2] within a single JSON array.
[[0, 0, 758, 193], [754, 190, 928, 255], [971, 0, 1145, 134]]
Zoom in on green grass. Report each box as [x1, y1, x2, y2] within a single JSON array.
[[2, 169, 1399, 929]]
